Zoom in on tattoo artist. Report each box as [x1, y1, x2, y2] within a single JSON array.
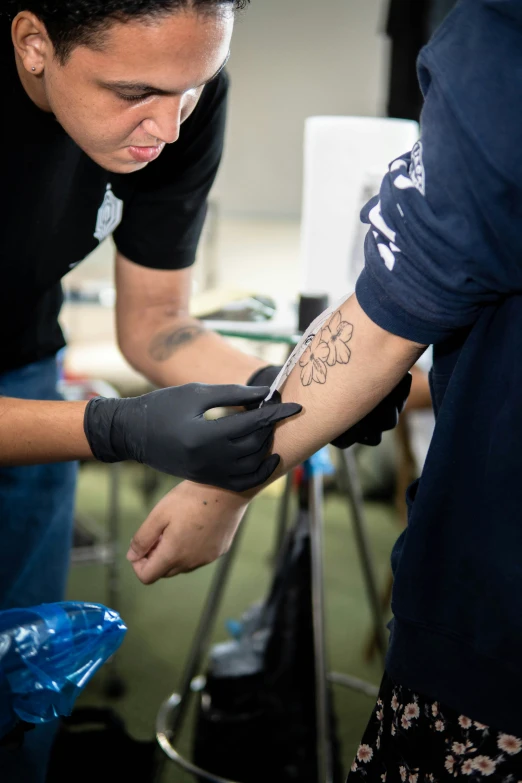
[[2, 0, 409, 620]]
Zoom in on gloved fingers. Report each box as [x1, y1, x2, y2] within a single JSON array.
[[358, 432, 383, 447], [246, 365, 282, 389], [368, 402, 400, 432], [229, 433, 276, 476], [331, 432, 356, 450], [225, 453, 281, 493], [228, 426, 273, 456], [222, 401, 302, 439], [195, 384, 271, 414], [392, 372, 413, 413]]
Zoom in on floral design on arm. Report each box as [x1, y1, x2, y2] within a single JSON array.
[[299, 310, 353, 387]]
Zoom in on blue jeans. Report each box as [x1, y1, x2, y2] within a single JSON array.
[[0, 357, 78, 782]]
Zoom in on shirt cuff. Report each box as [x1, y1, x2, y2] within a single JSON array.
[[355, 266, 457, 345], [113, 238, 196, 271]]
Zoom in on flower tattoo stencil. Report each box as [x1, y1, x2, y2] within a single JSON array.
[[322, 311, 353, 366], [299, 309, 353, 387]]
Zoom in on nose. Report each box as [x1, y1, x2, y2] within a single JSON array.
[[141, 96, 183, 145]]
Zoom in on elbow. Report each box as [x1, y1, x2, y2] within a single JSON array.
[[116, 323, 147, 375]]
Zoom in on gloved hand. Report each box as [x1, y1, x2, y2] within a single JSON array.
[[84, 384, 302, 492], [247, 366, 412, 449], [330, 372, 412, 449], [245, 366, 282, 406]]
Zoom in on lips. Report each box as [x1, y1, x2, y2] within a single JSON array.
[[127, 143, 165, 163]]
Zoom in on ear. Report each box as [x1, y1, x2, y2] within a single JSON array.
[[11, 11, 53, 76]]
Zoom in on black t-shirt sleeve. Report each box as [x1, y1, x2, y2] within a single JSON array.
[[113, 70, 228, 270]]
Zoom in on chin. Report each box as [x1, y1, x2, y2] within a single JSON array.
[[88, 151, 149, 174]]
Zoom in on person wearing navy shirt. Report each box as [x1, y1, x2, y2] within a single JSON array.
[[353, 0, 522, 773]]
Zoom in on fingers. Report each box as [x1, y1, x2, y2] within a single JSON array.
[[223, 401, 302, 439], [261, 402, 303, 425], [129, 521, 227, 584], [130, 542, 178, 585], [229, 431, 275, 476], [127, 513, 169, 564], [197, 384, 271, 412], [225, 453, 281, 492], [230, 426, 273, 459]]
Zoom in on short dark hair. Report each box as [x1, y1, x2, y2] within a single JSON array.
[[5, 0, 249, 63]]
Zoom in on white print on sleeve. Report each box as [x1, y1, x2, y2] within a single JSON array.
[[390, 157, 414, 191], [389, 143, 426, 196], [368, 201, 402, 272], [409, 141, 426, 195]]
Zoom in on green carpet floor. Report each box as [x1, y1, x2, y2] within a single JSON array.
[[66, 462, 399, 781]]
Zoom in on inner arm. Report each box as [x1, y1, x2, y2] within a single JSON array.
[[268, 294, 425, 476], [115, 252, 265, 388]]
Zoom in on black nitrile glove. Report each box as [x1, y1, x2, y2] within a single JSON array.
[[84, 384, 302, 492], [331, 372, 412, 449], [247, 367, 412, 450], [245, 366, 282, 400]]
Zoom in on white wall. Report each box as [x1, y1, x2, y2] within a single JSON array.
[[213, 0, 390, 218]]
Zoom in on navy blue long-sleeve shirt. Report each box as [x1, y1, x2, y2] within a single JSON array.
[[356, 0, 522, 732]]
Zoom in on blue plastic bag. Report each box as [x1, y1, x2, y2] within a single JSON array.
[[0, 602, 127, 739]]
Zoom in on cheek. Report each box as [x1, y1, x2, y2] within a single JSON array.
[[181, 89, 204, 123], [50, 85, 139, 150]]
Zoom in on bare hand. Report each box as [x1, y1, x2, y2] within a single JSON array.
[[126, 480, 249, 584]]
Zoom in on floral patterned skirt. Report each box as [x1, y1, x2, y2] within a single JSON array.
[[348, 673, 522, 782]]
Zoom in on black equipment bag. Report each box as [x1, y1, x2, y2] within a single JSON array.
[[46, 707, 159, 783], [193, 510, 344, 783]]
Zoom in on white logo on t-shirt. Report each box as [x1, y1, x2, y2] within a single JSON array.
[[94, 184, 123, 242]]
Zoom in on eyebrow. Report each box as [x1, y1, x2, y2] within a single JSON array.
[[101, 51, 230, 95]]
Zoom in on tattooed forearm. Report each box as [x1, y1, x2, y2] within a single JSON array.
[[299, 310, 353, 387], [149, 323, 207, 362]]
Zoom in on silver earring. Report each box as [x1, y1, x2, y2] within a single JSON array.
[[31, 67, 36, 72]]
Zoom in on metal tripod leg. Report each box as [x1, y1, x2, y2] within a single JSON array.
[[270, 471, 294, 564], [308, 471, 333, 783], [155, 509, 250, 781], [103, 462, 126, 698], [336, 448, 388, 661], [107, 462, 121, 613], [171, 507, 248, 739]]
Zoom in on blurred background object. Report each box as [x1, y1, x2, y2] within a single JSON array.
[[386, 0, 458, 122]]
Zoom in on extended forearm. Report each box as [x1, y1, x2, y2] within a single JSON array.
[[120, 314, 264, 388], [0, 398, 92, 465]]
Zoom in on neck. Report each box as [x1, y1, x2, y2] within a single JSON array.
[[14, 50, 52, 112]]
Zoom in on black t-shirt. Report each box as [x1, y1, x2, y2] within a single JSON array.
[[2, 17, 228, 373]]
